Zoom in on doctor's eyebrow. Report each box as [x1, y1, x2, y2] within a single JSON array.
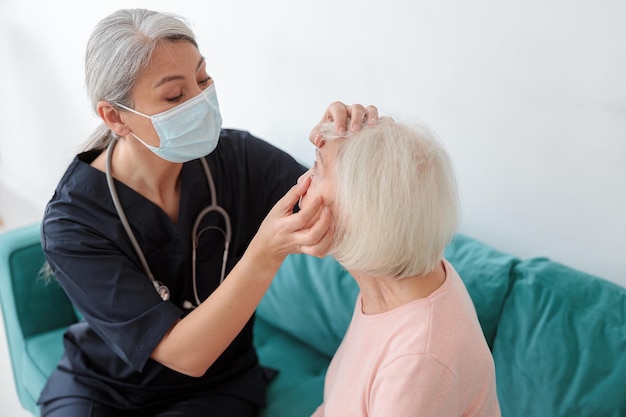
[[197, 57, 205, 71], [153, 57, 207, 89]]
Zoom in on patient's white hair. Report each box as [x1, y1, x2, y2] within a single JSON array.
[[321, 117, 460, 279]]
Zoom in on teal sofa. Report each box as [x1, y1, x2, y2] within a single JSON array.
[[1, 223, 625, 416]]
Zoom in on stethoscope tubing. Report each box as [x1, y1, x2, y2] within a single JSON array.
[[105, 137, 231, 306]]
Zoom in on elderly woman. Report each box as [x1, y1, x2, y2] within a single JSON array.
[[301, 117, 501, 416]]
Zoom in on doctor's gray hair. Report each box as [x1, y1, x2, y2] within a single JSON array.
[[82, 9, 197, 151], [324, 117, 460, 279]]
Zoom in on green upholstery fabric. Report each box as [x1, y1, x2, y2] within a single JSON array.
[[2, 223, 625, 417], [257, 253, 358, 358], [2, 231, 76, 338], [0, 224, 77, 416], [493, 258, 626, 416], [254, 317, 328, 417], [254, 254, 357, 416], [23, 328, 66, 408]]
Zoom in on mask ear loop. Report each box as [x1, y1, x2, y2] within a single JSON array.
[[106, 138, 170, 301]]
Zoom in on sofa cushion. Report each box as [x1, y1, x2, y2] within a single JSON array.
[[254, 317, 329, 417], [257, 254, 358, 358], [23, 327, 66, 409], [493, 258, 626, 417]]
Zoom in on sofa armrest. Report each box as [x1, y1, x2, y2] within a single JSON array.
[[0, 223, 77, 338]]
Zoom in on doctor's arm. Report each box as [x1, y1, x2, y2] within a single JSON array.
[[151, 176, 331, 377]]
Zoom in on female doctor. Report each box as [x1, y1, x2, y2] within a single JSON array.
[[38, 8, 377, 417]]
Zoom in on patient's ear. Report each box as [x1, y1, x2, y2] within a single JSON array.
[[97, 101, 131, 137]]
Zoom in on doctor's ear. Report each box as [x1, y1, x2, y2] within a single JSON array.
[[97, 101, 131, 137]]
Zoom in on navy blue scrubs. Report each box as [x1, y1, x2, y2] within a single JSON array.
[[38, 129, 306, 413]]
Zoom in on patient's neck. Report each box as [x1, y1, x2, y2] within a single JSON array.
[[349, 261, 446, 315]]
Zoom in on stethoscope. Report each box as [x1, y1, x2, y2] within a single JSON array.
[[105, 138, 231, 309]]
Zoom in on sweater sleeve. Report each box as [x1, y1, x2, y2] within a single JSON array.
[[370, 354, 459, 417]]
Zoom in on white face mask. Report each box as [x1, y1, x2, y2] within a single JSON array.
[[115, 84, 222, 163]]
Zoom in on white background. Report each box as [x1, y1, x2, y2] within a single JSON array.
[[0, 1, 625, 414], [1, 1, 624, 283], [1, 1, 625, 281]]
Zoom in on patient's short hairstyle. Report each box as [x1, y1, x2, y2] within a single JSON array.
[[321, 117, 460, 279]]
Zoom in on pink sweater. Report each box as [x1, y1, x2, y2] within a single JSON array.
[[311, 260, 501, 417]]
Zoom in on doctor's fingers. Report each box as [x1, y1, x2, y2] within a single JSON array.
[[263, 179, 325, 237], [309, 101, 348, 147], [362, 105, 379, 126], [309, 102, 379, 148], [299, 214, 333, 258], [346, 103, 379, 131], [275, 194, 325, 236], [292, 206, 332, 256], [270, 176, 312, 217]]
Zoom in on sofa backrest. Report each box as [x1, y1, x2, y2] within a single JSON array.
[[257, 253, 358, 358], [493, 257, 626, 416]]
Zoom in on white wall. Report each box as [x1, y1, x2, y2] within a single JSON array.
[[0, 0, 624, 286]]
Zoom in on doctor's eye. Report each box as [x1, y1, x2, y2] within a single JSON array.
[[166, 92, 184, 103], [198, 76, 213, 88]]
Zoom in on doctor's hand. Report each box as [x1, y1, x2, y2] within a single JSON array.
[[246, 176, 332, 269], [154, 177, 329, 376], [309, 101, 379, 148]]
